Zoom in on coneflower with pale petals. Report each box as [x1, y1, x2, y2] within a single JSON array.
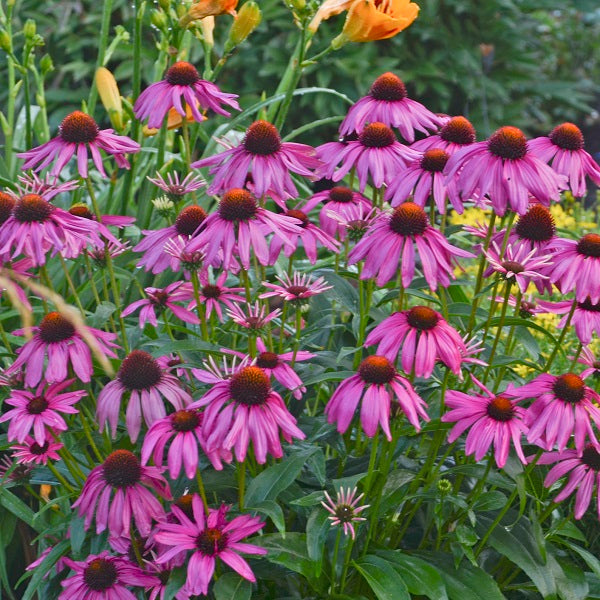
[[321, 487, 369, 539]]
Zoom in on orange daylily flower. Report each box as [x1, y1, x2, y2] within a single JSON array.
[[190, 0, 238, 19], [337, 0, 419, 43], [309, 0, 354, 32]]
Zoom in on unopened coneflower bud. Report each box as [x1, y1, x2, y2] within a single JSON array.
[[158, 0, 171, 10], [23, 19, 36, 40], [0, 30, 12, 53], [152, 195, 175, 217], [151, 9, 169, 31], [40, 54, 53, 76], [437, 478, 452, 495], [225, 1, 261, 51], [95, 67, 123, 130]]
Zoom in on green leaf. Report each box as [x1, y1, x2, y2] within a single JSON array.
[[306, 508, 330, 577], [257, 533, 317, 581], [290, 490, 326, 506], [248, 501, 285, 535], [244, 449, 317, 507], [213, 572, 253, 600], [163, 567, 187, 600], [0, 489, 41, 532], [87, 301, 116, 328], [552, 558, 588, 600], [69, 515, 86, 554], [560, 542, 600, 579], [472, 491, 508, 511], [353, 555, 410, 600], [20, 540, 70, 600]]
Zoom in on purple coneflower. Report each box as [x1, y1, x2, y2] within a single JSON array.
[[59, 551, 159, 600], [365, 306, 467, 378], [5, 312, 119, 387], [67, 203, 135, 245], [11, 434, 63, 465], [348, 203, 473, 289], [325, 202, 379, 243], [193, 270, 245, 321], [321, 487, 369, 539], [190, 358, 305, 464], [411, 115, 477, 154], [515, 372, 600, 453], [154, 495, 266, 596], [444, 126, 566, 215], [538, 446, 600, 520], [339, 73, 442, 142], [573, 346, 600, 381], [96, 350, 191, 443], [121, 281, 199, 328], [16, 172, 79, 200], [442, 376, 527, 468], [386, 148, 463, 214], [497, 202, 557, 252], [537, 297, 600, 345], [148, 171, 206, 200], [529, 122, 600, 197], [325, 355, 428, 440], [163, 235, 207, 274], [226, 302, 281, 331], [260, 272, 332, 304], [186, 189, 303, 271], [134, 205, 207, 274], [18, 111, 140, 178], [192, 120, 321, 199], [317, 122, 419, 192], [0, 193, 102, 265], [546, 234, 600, 303], [0, 379, 84, 445], [135, 61, 239, 128]]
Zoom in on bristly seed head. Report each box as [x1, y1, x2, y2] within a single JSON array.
[[27, 396, 49, 415], [69, 203, 94, 220], [328, 186, 355, 203], [359, 123, 396, 148], [406, 306, 439, 331], [578, 298, 600, 312], [369, 72, 407, 101], [219, 189, 258, 222], [334, 504, 356, 522], [243, 121, 282, 155], [165, 61, 200, 86], [549, 122, 584, 151], [501, 260, 525, 274], [577, 233, 600, 258], [175, 205, 207, 236], [487, 126, 528, 160], [102, 449, 142, 489], [440, 116, 476, 145], [486, 396, 515, 422], [0, 192, 16, 225], [389, 203, 429, 236], [13, 194, 54, 223], [171, 409, 200, 432], [285, 209, 309, 228], [256, 351, 279, 369], [59, 111, 100, 144], [581, 445, 600, 471], [83, 558, 118, 591], [202, 284, 221, 299], [174, 494, 195, 519], [118, 350, 163, 391], [515, 204, 555, 242], [196, 528, 228, 556], [552, 373, 585, 404], [420, 149, 449, 172], [229, 366, 270, 406], [39, 312, 76, 343], [358, 356, 396, 385]]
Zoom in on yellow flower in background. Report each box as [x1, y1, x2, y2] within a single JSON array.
[[513, 364, 535, 379], [449, 207, 492, 228], [550, 204, 576, 231]]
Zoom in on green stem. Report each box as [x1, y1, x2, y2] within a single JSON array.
[[238, 462, 246, 510], [544, 299, 577, 370], [483, 280, 512, 383], [330, 528, 342, 594], [88, 0, 114, 115], [59, 256, 85, 315]]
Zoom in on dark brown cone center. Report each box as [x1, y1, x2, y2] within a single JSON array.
[[0, 192, 16, 225], [515, 205, 556, 242], [577, 233, 600, 258], [420, 149, 449, 172], [487, 126, 527, 160], [59, 111, 99, 144], [359, 123, 396, 148], [171, 409, 200, 432], [118, 350, 162, 391], [83, 558, 118, 591], [229, 366, 270, 406], [256, 351, 279, 369], [486, 396, 515, 422], [102, 450, 142, 489], [369, 73, 407, 101], [549, 123, 584, 151], [358, 356, 396, 385], [175, 205, 207, 236], [13, 194, 54, 223], [243, 121, 282, 155], [39, 312, 76, 343], [219, 189, 258, 222], [440, 116, 476, 145], [552, 373, 585, 404], [196, 527, 228, 556], [328, 187, 355, 203], [165, 61, 200, 86], [406, 306, 439, 330], [389, 203, 428, 236]]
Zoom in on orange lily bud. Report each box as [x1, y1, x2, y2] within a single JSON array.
[[333, 0, 419, 46], [95, 67, 123, 130]]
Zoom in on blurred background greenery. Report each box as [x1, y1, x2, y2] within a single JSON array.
[[4, 0, 600, 150]]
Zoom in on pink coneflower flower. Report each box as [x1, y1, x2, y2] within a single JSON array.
[[325, 202, 379, 243], [538, 446, 600, 520], [59, 551, 160, 600], [457, 334, 488, 380], [411, 115, 477, 154], [11, 434, 63, 465], [339, 73, 442, 142], [67, 203, 135, 244], [154, 496, 266, 596], [16, 172, 80, 200], [444, 126, 566, 215], [142, 409, 231, 477], [0, 379, 84, 445], [18, 111, 140, 178], [306, 186, 372, 239], [193, 120, 321, 199], [321, 487, 369, 539], [493, 293, 544, 319], [268, 206, 340, 264], [260, 272, 332, 304], [163, 235, 207, 274], [536, 297, 600, 345], [573, 346, 600, 381], [0, 257, 34, 310], [135, 61, 239, 128], [186, 189, 303, 270], [121, 281, 199, 328], [386, 148, 463, 214], [483, 241, 551, 293], [317, 122, 419, 192], [72, 449, 171, 538], [514, 373, 600, 453], [325, 355, 429, 440], [546, 234, 600, 303], [134, 205, 207, 274], [348, 203, 474, 288], [500, 202, 557, 252], [365, 306, 467, 378], [190, 358, 305, 463], [0, 193, 102, 265], [88, 239, 130, 268], [529, 123, 600, 197], [97, 350, 191, 443], [193, 270, 245, 321], [148, 171, 206, 200], [226, 302, 281, 331], [5, 311, 119, 387], [442, 377, 527, 468]]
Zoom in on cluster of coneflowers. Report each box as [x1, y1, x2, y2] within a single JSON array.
[[1, 55, 600, 598]]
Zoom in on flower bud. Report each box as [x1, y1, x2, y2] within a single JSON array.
[[158, 0, 171, 9], [0, 30, 12, 53], [40, 54, 54, 76], [95, 67, 123, 130], [23, 19, 36, 40], [151, 9, 169, 31], [225, 2, 261, 50], [180, 0, 238, 27]]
